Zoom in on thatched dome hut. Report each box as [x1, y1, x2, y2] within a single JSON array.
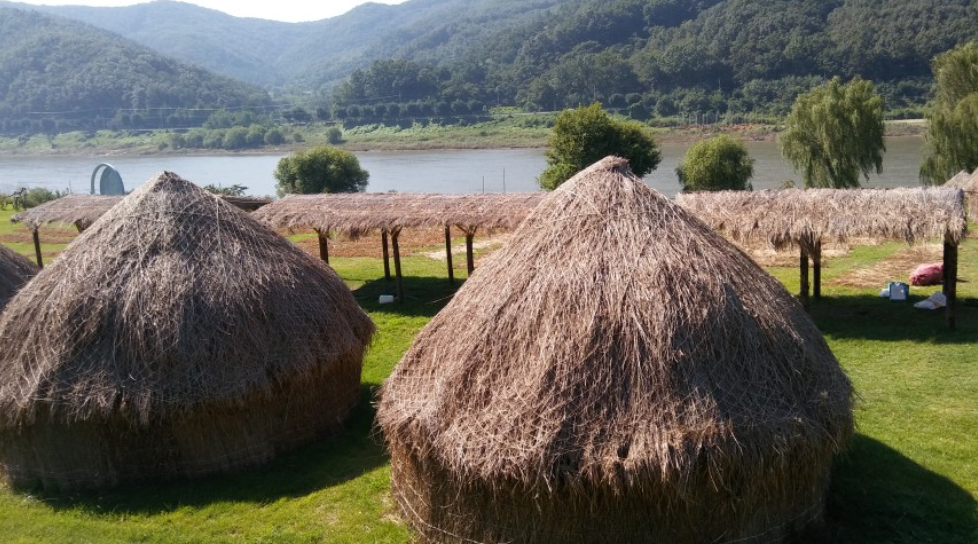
[[0, 172, 374, 490], [0, 244, 38, 312], [377, 157, 853, 544]]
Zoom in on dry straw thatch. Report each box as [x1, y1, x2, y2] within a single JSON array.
[[378, 157, 854, 544], [676, 187, 967, 251], [0, 172, 374, 490], [12, 195, 123, 231], [0, 244, 38, 312], [944, 168, 978, 217], [253, 192, 543, 237], [12, 194, 271, 232]]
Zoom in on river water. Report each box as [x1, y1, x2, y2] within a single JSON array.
[[0, 137, 925, 198]]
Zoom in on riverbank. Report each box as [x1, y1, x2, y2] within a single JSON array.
[[0, 118, 927, 158]]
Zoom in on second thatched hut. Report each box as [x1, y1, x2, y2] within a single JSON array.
[[0, 244, 38, 312], [0, 172, 375, 490], [378, 157, 853, 544]]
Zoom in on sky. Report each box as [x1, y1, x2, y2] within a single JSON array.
[[11, 0, 411, 22]]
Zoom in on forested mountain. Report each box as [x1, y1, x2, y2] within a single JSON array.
[[1, 0, 975, 131], [0, 6, 269, 134], [331, 0, 977, 120]]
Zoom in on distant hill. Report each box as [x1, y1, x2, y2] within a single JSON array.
[[0, 0, 570, 87], [0, 6, 269, 134], [1, 0, 975, 126]]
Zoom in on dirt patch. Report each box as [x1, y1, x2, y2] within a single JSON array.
[[422, 233, 512, 261], [737, 243, 851, 268], [827, 244, 943, 288], [1, 225, 78, 246], [288, 227, 471, 259]]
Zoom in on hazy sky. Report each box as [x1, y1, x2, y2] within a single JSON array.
[[11, 0, 411, 22]]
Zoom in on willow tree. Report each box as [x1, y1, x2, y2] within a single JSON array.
[[779, 77, 885, 188], [920, 42, 978, 185]]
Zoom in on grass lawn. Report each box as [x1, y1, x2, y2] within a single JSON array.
[[0, 209, 976, 544]]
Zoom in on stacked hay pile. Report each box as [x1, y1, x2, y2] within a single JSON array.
[[0, 244, 38, 312], [0, 172, 374, 490], [378, 157, 853, 544]]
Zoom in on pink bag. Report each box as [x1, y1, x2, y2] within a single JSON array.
[[910, 262, 943, 286]]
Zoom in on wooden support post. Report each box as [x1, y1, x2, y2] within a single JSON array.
[[32, 229, 43, 269], [943, 241, 958, 330], [392, 229, 404, 303], [382, 229, 392, 281], [813, 239, 822, 300], [799, 245, 809, 307], [465, 232, 475, 275], [315, 229, 329, 264], [444, 226, 455, 284]]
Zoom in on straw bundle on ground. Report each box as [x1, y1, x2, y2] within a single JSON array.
[[0, 172, 374, 491], [378, 157, 854, 544], [0, 245, 38, 312]]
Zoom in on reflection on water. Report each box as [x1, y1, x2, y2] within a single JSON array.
[[0, 137, 924, 198]]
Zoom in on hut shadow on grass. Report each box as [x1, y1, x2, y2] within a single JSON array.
[[805, 294, 978, 344], [35, 383, 388, 515], [353, 275, 463, 318], [811, 433, 977, 544]]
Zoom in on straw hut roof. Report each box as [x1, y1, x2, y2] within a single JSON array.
[[0, 245, 38, 312], [944, 170, 972, 189], [253, 192, 543, 236], [12, 195, 123, 231], [0, 172, 374, 490], [12, 194, 271, 231], [676, 187, 967, 250], [944, 169, 978, 217], [377, 157, 853, 544]]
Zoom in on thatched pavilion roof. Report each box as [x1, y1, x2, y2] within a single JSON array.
[[944, 169, 978, 217], [11, 194, 271, 231], [12, 195, 123, 231], [0, 245, 38, 312], [0, 172, 374, 490], [252, 192, 544, 236], [945, 170, 972, 189], [377, 157, 853, 544], [676, 187, 967, 250]]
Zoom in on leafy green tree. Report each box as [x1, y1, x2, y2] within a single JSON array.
[[326, 127, 344, 144], [677, 135, 755, 191], [274, 145, 369, 196], [539, 103, 661, 190], [223, 126, 249, 149], [264, 128, 286, 145], [203, 184, 247, 196], [778, 77, 885, 188], [920, 42, 978, 185]]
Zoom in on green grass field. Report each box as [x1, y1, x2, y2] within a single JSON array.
[[0, 209, 976, 544]]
